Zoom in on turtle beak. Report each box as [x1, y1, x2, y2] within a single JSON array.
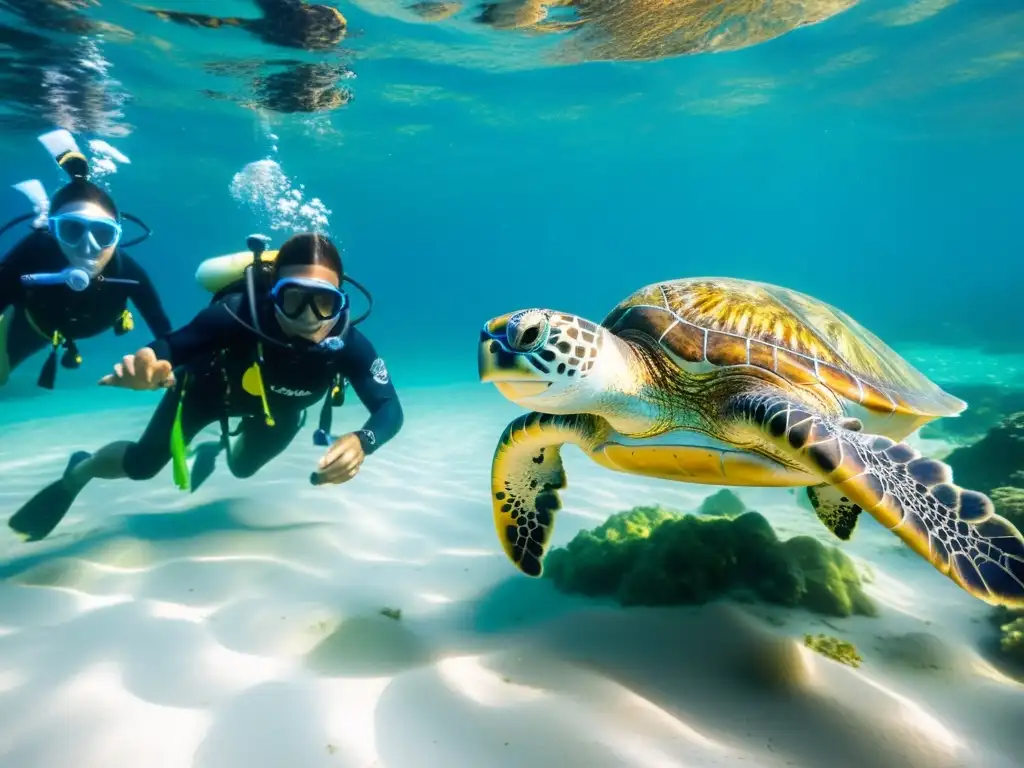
[[478, 315, 551, 399]]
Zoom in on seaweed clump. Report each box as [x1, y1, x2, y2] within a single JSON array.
[[698, 488, 745, 517], [804, 633, 862, 667], [544, 506, 876, 617], [947, 413, 1024, 666], [988, 606, 1024, 665]]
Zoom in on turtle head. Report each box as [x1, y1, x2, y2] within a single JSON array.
[[478, 308, 608, 411]]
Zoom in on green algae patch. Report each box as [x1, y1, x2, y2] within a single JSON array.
[[803, 633, 862, 667], [544, 506, 876, 618]]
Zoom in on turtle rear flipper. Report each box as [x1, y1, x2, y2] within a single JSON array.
[[807, 484, 862, 541], [490, 411, 607, 577], [732, 389, 1024, 609]]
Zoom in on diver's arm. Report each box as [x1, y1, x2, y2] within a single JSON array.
[[121, 255, 172, 338], [147, 298, 243, 369], [339, 328, 404, 455]]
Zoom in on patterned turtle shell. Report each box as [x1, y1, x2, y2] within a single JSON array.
[[601, 277, 964, 418]]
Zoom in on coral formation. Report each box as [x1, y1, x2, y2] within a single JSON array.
[[803, 633, 862, 667], [544, 506, 876, 618]]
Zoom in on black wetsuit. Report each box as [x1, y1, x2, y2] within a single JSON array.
[[0, 229, 171, 374], [122, 291, 403, 481]]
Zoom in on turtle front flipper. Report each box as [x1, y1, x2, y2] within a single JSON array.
[[491, 411, 608, 577], [730, 389, 1024, 609]]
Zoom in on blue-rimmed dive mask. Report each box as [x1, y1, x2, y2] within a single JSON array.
[[49, 211, 122, 252], [21, 210, 129, 292]]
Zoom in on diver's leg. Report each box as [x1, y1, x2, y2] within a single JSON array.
[[0, 307, 48, 386], [226, 409, 303, 479], [66, 376, 219, 490], [8, 381, 218, 541]]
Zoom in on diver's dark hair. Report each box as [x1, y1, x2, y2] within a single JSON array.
[[275, 232, 343, 277], [48, 150, 119, 219]]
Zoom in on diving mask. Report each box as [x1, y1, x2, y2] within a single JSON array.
[[48, 211, 122, 250], [270, 276, 348, 321]]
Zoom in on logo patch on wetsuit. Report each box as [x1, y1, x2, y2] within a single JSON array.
[[370, 357, 389, 385], [270, 384, 313, 397]]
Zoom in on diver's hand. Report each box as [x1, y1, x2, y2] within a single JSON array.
[[98, 347, 176, 390], [313, 432, 365, 485]]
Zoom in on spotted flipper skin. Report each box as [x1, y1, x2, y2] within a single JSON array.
[[732, 389, 1024, 608], [490, 411, 607, 577]]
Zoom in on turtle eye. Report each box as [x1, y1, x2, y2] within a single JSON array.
[[508, 311, 549, 352]]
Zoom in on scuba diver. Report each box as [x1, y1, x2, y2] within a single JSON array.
[[0, 129, 170, 389], [8, 231, 404, 542], [138, 0, 348, 51]]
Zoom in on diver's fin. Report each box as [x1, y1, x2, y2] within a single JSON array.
[[12, 179, 50, 223], [87, 139, 130, 165], [188, 441, 222, 493], [37, 129, 80, 161], [806, 483, 862, 541], [8, 451, 91, 541]]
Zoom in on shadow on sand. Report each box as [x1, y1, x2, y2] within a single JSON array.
[[0, 497, 326, 581]]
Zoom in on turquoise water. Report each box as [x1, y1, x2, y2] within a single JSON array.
[[2, 3, 1024, 767], [1, 0, 1022, 384]]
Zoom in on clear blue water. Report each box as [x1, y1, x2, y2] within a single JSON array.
[[3, 4, 1024, 768], [1, 0, 1022, 398]]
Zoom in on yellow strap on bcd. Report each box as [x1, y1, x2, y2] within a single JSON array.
[[241, 342, 275, 427]]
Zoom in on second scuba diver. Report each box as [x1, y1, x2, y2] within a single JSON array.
[[0, 129, 171, 389], [8, 231, 404, 542]]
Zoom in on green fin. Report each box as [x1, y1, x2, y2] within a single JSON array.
[[170, 393, 189, 491], [807, 483, 862, 540]]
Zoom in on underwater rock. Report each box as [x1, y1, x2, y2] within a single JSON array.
[[544, 506, 876, 618], [698, 488, 745, 517], [944, 412, 1024, 495]]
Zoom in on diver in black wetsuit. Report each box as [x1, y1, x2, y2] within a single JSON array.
[[0, 141, 171, 389], [8, 232, 404, 542]]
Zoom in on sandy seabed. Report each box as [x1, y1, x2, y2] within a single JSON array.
[[0, 380, 1022, 768]]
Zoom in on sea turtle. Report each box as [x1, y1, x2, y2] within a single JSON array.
[[477, 277, 1024, 608]]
